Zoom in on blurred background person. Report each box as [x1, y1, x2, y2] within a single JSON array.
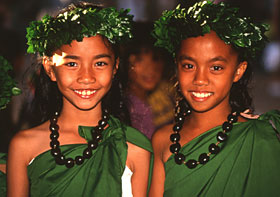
[[122, 22, 175, 139]]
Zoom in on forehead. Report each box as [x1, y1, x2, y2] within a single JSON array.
[[53, 35, 114, 58], [177, 31, 237, 61]]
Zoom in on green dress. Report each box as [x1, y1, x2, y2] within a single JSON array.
[[164, 110, 280, 197], [27, 116, 153, 196]]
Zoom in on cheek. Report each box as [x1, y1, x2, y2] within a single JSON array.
[[54, 70, 74, 86], [129, 66, 142, 79], [178, 70, 191, 87], [98, 70, 114, 87], [135, 63, 145, 73], [155, 72, 162, 80], [213, 76, 234, 94]]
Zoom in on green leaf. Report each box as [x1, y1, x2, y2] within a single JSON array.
[[0, 56, 21, 109], [26, 7, 133, 56], [152, 0, 269, 59]]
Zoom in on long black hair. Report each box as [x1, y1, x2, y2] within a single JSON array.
[[30, 1, 130, 125]]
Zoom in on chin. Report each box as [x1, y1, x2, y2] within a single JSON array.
[[77, 106, 97, 111], [72, 102, 100, 111], [188, 103, 214, 113], [144, 85, 157, 91]]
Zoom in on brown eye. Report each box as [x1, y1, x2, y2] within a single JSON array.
[[66, 62, 77, 67], [211, 65, 223, 71], [183, 64, 194, 69], [95, 62, 107, 67]]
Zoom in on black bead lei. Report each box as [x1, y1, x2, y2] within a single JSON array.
[[170, 100, 239, 169], [49, 110, 109, 168]]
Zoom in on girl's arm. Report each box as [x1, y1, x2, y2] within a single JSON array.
[[7, 132, 30, 197], [127, 142, 151, 197], [149, 130, 166, 197]]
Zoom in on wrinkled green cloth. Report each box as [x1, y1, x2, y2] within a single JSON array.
[[0, 153, 7, 197], [27, 116, 152, 197], [164, 110, 280, 197]]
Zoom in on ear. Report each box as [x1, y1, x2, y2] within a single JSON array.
[[113, 57, 119, 75], [42, 56, 57, 81], [233, 61, 247, 82]]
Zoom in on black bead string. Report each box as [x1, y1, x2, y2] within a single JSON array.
[[49, 110, 109, 168], [170, 100, 239, 169]]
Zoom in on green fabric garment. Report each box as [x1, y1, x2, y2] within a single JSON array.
[[0, 153, 7, 197], [164, 110, 280, 197], [27, 116, 152, 197]]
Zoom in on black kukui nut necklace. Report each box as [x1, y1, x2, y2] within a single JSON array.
[[170, 100, 239, 169], [49, 110, 109, 168]]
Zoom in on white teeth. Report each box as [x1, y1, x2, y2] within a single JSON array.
[[192, 92, 212, 98], [74, 90, 96, 96]]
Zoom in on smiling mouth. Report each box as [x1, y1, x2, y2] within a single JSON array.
[[142, 76, 153, 83], [74, 89, 97, 98], [191, 92, 213, 99]]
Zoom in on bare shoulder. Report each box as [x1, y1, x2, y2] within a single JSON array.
[[127, 142, 151, 159], [152, 123, 173, 149], [151, 123, 174, 163], [10, 122, 49, 146], [8, 121, 50, 164], [127, 142, 151, 156], [148, 124, 173, 196]]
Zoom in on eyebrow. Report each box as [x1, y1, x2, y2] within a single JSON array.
[[178, 55, 228, 63], [209, 56, 228, 63], [178, 55, 195, 62], [63, 54, 112, 60], [94, 54, 112, 59], [63, 55, 80, 60]]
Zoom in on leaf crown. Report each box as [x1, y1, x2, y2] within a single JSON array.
[[152, 0, 269, 59], [26, 6, 134, 56], [0, 56, 21, 110]]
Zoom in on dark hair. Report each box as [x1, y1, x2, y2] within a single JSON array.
[[30, 1, 130, 125]]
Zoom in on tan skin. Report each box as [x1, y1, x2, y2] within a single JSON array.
[[7, 35, 150, 197], [149, 31, 248, 196]]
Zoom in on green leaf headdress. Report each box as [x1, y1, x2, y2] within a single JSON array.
[[0, 56, 21, 110], [26, 6, 134, 56], [152, 0, 269, 59]]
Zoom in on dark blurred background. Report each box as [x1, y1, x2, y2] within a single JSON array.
[[0, 0, 279, 152]]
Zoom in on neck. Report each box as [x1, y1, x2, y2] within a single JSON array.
[[58, 102, 103, 128], [186, 105, 232, 133]]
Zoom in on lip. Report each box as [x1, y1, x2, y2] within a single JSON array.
[[73, 89, 97, 99], [190, 91, 213, 102], [142, 75, 155, 82]]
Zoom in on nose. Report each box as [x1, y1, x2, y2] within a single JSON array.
[[193, 67, 209, 86], [146, 65, 156, 75], [147, 61, 162, 75], [77, 65, 96, 84]]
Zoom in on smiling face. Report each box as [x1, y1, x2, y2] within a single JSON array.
[[43, 35, 118, 112], [176, 31, 247, 113]]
